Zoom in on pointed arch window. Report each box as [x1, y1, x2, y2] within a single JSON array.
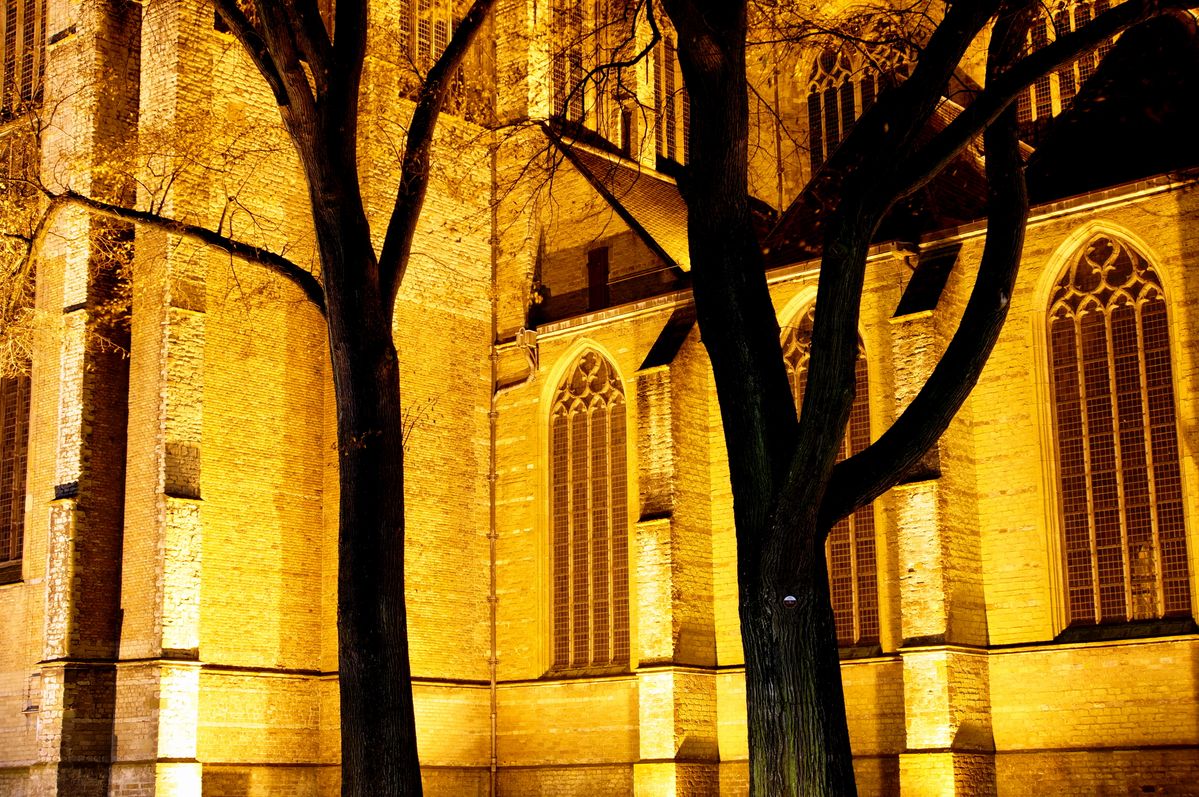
[[783, 308, 879, 647], [550, 350, 630, 669], [1048, 235, 1191, 626], [806, 45, 908, 172]]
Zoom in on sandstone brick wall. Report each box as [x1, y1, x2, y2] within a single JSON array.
[[3, 0, 1199, 793]]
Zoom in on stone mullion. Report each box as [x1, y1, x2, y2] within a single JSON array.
[[1101, 301, 1135, 617], [1072, 309, 1102, 623], [1134, 297, 1165, 614]]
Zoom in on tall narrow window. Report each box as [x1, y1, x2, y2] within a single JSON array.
[[550, 351, 630, 669], [1, 0, 44, 118], [782, 308, 879, 647], [394, 0, 452, 73], [654, 30, 689, 164], [806, 45, 908, 172], [1049, 235, 1191, 626], [552, 0, 585, 122], [0, 374, 30, 584], [1016, 0, 1119, 143]]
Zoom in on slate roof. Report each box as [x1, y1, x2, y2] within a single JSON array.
[[553, 138, 693, 271], [762, 99, 988, 268]]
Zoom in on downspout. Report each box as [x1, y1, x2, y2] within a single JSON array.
[[487, 85, 501, 797]]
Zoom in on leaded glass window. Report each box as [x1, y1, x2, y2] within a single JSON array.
[[0, 374, 29, 584], [806, 45, 908, 172], [1016, 0, 1121, 143], [783, 308, 879, 646], [550, 350, 630, 668], [1, 0, 45, 118], [551, 0, 585, 122], [1048, 234, 1191, 625], [654, 33, 688, 163]]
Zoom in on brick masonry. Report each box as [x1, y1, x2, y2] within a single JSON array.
[[0, 2, 1197, 796]]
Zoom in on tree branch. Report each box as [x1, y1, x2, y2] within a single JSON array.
[[378, 0, 498, 303], [819, 2, 1034, 527], [329, 0, 368, 121], [252, 0, 323, 124], [292, 0, 334, 95], [214, 0, 291, 107], [893, 0, 1199, 198], [55, 189, 326, 315]]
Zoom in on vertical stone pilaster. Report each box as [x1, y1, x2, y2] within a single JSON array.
[[633, 668, 719, 797], [108, 1, 213, 790], [35, 0, 140, 785], [890, 304, 994, 795], [636, 367, 674, 520], [113, 228, 207, 795], [637, 517, 675, 663], [632, 344, 719, 796]]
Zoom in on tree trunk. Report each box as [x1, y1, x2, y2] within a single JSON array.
[[313, 185, 422, 794], [330, 318, 422, 797], [742, 530, 857, 797]]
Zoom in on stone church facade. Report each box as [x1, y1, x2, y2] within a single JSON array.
[[0, 0, 1196, 795]]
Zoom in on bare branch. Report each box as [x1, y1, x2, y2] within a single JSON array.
[[378, 0, 498, 302], [292, 0, 334, 94], [894, 0, 1199, 198], [54, 189, 326, 314], [820, 0, 1035, 527], [251, 0, 323, 122], [329, 0, 368, 118]]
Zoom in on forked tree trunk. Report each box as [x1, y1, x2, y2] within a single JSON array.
[[316, 202, 422, 795], [742, 526, 857, 797]]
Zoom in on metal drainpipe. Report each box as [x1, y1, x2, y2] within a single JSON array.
[[487, 111, 501, 797], [774, 59, 785, 213]]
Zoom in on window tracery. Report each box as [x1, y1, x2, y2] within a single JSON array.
[[782, 307, 879, 647], [806, 44, 908, 172], [1048, 234, 1191, 626], [550, 350, 630, 669]]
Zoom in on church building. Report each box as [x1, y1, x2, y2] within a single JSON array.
[[0, 0, 1196, 795]]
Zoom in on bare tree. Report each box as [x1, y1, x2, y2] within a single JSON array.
[[657, 0, 1197, 794], [199, 2, 500, 794]]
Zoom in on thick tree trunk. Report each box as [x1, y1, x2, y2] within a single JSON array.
[[742, 527, 857, 797], [329, 316, 421, 797], [312, 187, 422, 794]]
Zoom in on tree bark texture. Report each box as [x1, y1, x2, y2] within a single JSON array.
[[742, 526, 857, 796]]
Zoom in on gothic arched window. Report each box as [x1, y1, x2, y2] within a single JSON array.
[[1048, 235, 1191, 626], [550, 350, 630, 668], [1017, 0, 1120, 143], [783, 308, 879, 646], [806, 45, 908, 172]]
